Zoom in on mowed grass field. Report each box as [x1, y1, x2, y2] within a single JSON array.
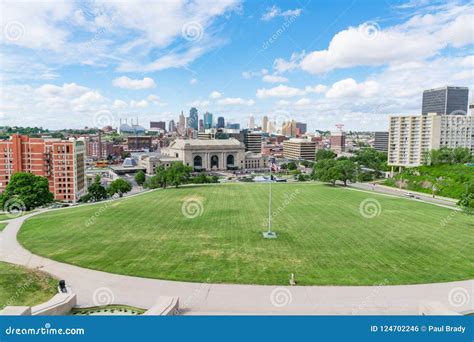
[[19, 183, 473, 285], [0, 261, 57, 309]]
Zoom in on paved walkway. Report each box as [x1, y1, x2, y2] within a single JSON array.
[[1, 210, 472, 315]]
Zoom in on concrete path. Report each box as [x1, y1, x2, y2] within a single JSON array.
[[1, 210, 472, 315]]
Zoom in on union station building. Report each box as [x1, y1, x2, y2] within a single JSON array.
[[138, 138, 267, 174]]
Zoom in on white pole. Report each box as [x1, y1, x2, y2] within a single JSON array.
[[268, 162, 272, 233]]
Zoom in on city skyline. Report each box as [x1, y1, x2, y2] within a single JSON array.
[[1, 0, 473, 131]]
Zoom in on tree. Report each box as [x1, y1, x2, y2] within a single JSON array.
[[452, 147, 472, 164], [0, 172, 53, 211], [167, 162, 192, 188], [315, 149, 336, 161], [286, 161, 297, 170], [312, 159, 338, 185], [87, 175, 108, 201], [335, 159, 358, 186], [458, 182, 474, 214], [154, 165, 169, 188], [108, 178, 132, 197], [134, 170, 146, 186]]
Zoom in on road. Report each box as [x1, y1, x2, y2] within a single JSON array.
[[349, 182, 459, 209]]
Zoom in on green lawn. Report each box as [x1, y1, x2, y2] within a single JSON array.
[[18, 183, 473, 286], [0, 262, 57, 309], [0, 222, 7, 232]]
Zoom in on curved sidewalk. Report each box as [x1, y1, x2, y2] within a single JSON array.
[[1, 211, 472, 315]]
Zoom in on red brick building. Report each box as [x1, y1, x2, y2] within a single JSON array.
[[0, 134, 86, 202]]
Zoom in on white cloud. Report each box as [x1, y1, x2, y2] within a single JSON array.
[[262, 74, 289, 83], [35, 82, 90, 98], [261, 6, 302, 21], [216, 97, 255, 106], [257, 85, 305, 98], [305, 84, 327, 94], [276, 100, 290, 106], [294, 98, 312, 106], [112, 76, 156, 89], [276, 4, 474, 74], [113, 99, 128, 109], [189, 78, 198, 85], [147, 94, 166, 106], [209, 91, 222, 99], [189, 100, 210, 107], [130, 99, 149, 108], [325, 78, 380, 98]]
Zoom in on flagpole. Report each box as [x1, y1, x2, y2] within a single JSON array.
[[268, 163, 272, 234], [263, 157, 277, 239]]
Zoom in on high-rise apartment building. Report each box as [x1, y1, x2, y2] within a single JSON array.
[[283, 138, 316, 161], [0, 134, 86, 202], [373, 131, 389, 152], [388, 113, 473, 167], [422, 86, 469, 115]]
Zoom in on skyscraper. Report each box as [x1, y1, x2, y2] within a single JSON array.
[[204, 112, 213, 129], [248, 115, 255, 130], [178, 111, 186, 135], [262, 116, 268, 133], [295, 122, 307, 135], [198, 119, 204, 132], [189, 107, 199, 130], [422, 86, 469, 115], [168, 119, 176, 132], [217, 116, 225, 128]]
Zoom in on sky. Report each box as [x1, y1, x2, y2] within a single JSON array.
[[0, 0, 473, 132]]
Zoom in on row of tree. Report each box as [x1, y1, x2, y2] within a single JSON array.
[[424, 147, 472, 166], [144, 162, 193, 189], [80, 176, 132, 202]]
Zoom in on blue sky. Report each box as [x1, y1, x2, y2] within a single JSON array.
[[0, 0, 473, 131]]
